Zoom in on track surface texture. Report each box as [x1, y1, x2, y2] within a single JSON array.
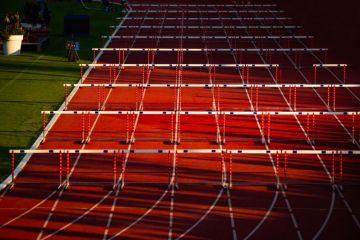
[[1, 1, 360, 240]]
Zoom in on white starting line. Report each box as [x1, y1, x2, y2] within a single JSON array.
[[102, 35, 313, 39], [10, 149, 360, 155], [92, 48, 327, 52], [111, 25, 301, 29], [41, 111, 360, 116], [64, 83, 360, 88]]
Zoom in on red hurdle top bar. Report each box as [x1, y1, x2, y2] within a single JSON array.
[[10, 149, 360, 155]]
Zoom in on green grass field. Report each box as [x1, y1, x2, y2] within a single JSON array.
[[0, 0, 122, 181]]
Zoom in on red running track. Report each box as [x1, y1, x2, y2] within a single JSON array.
[[0, 1, 360, 239]]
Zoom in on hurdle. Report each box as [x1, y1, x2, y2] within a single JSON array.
[[41, 110, 360, 116], [121, 17, 292, 21], [9, 149, 351, 188], [102, 35, 313, 40], [127, 10, 284, 13], [64, 83, 360, 89], [79, 63, 279, 68], [91, 48, 327, 53], [130, 4, 277, 7], [313, 64, 348, 83], [110, 25, 301, 29]]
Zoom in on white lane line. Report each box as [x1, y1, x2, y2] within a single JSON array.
[[175, 189, 224, 240], [201, 13, 237, 239], [37, 10, 133, 240], [0, 191, 57, 228], [168, 12, 184, 240], [336, 185, 360, 229], [227, 190, 238, 240], [218, 9, 281, 240], [104, 10, 172, 240], [234, 10, 303, 239], [168, 13, 228, 239], [38, 43, 124, 240], [313, 191, 336, 240], [265, 14, 360, 234], [273, 13, 360, 231]]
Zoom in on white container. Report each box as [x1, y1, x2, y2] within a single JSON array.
[[3, 35, 23, 55]]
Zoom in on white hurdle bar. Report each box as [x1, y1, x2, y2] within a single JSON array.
[[64, 83, 360, 88], [313, 64, 347, 67], [121, 17, 291, 20], [9, 149, 360, 155], [102, 35, 313, 40], [91, 48, 327, 52], [79, 63, 279, 68], [111, 25, 301, 29], [41, 111, 360, 116], [130, 4, 277, 7], [128, 10, 284, 13], [313, 64, 348, 83]]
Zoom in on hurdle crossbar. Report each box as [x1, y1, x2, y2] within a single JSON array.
[[102, 35, 313, 39], [64, 83, 360, 88], [313, 64, 347, 67], [110, 25, 301, 29], [41, 111, 360, 116], [91, 48, 327, 52], [79, 63, 279, 68], [130, 4, 277, 7], [121, 17, 291, 21], [10, 149, 359, 155], [128, 10, 284, 13]]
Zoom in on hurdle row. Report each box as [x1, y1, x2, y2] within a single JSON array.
[[64, 83, 358, 88], [10, 149, 360, 154], [8, 148, 349, 189], [130, 4, 277, 7], [127, 10, 284, 13], [91, 48, 327, 52], [42, 111, 360, 116], [121, 17, 292, 21], [110, 25, 301, 29], [80, 63, 279, 68], [102, 35, 313, 39]]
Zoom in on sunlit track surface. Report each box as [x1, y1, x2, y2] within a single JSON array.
[[1, 1, 360, 240]]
